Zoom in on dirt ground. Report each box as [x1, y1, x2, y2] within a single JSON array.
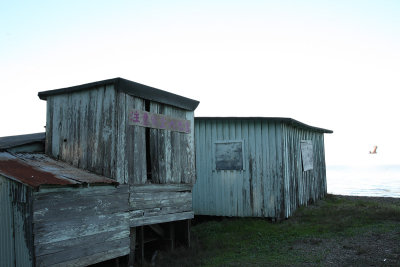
[[292, 196, 400, 267]]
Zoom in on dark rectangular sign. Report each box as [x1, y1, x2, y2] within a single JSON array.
[[215, 141, 244, 171]]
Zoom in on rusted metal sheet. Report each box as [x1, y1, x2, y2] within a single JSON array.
[[0, 153, 75, 188], [193, 117, 332, 219], [0, 152, 117, 188]]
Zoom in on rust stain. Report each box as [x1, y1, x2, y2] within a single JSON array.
[[0, 159, 74, 188]]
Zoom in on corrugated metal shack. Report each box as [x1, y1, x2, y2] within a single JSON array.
[[193, 117, 332, 219], [0, 78, 199, 266]]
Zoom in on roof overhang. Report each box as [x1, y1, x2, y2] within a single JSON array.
[[38, 78, 200, 111]]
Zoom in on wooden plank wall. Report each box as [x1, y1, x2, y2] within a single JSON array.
[[129, 184, 194, 227], [33, 185, 131, 267], [149, 103, 195, 185], [45, 87, 195, 186], [45, 85, 122, 181], [281, 124, 327, 218]]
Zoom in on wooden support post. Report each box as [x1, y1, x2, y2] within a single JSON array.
[[169, 222, 175, 251], [128, 227, 136, 267], [185, 219, 191, 248], [137, 226, 144, 265]]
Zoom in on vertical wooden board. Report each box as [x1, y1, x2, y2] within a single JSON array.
[[78, 91, 89, 170], [171, 128, 181, 184], [100, 85, 116, 178], [164, 106, 173, 183], [106, 85, 117, 179], [116, 92, 127, 184], [59, 94, 70, 163], [149, 102, 160, 184], [50, 96, 60, 158], [45, 98, 53, 156], [67, 93, 77, 165], [70, 93, 80, 167], [168, 106, 186, 184], [86, 88, 99, 173], [126, 96, 146, 185], [183, 111, 195, 184], [92, 86, 105, 173], [53, 95, 64, 159]]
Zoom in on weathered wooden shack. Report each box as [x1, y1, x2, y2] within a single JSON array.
[[0, 151, 126, 267], [0, 78, 199, 266], [193, 117, 332, 219]]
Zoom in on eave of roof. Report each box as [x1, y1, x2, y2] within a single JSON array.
[[0, 152, 118, 188], [0, 132, 45, 150], [195, 117, 333, 134], [38, 77, 200, 111]]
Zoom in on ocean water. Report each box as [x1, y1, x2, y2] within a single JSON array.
[[327, 165, 400, 198]]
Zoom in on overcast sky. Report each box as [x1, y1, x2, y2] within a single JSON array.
[[1, 1, 399, 166]]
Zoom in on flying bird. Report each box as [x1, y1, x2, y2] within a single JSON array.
[[369, 145, 378, 154]]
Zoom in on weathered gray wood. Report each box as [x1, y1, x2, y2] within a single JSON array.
[[130, 184, 192, 193], [141, 204, 192, 217], [45, 246, 130, 267], [36, 237, 129, 266], [137, 226, 144, 265], [33, 193, 129, 222], [35, 229, 129, 257], [34, 184, 128, 198], [130, 191, 192, 209], [128, 227, 136, 267], [130, 211, 194, 227], [34, 211, 130, 244], [125, 95, 146, 184]]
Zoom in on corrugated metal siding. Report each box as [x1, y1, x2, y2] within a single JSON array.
[[0, 176, 33, 267], [193, 119, 284, 218], [193, 118, 328, 219], [281, 124, 327, 218]]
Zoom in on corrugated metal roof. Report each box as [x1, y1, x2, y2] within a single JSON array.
[[38, 77, 200, 111], [195, 117, 333, 134], [0, 152, 118, 188], [0, 132, 45, 150]]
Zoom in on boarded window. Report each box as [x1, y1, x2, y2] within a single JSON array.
[[300, 140, 313, 171], [215, 141, 244, 170]]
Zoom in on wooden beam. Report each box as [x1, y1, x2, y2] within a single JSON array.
[[128, 228, 136, 267], [137, 226, 144, 265]]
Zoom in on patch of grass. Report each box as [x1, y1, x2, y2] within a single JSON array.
[[155, 194, 400, 266]]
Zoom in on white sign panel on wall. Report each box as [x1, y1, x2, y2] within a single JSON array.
[[300, 140, 313, 171]]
